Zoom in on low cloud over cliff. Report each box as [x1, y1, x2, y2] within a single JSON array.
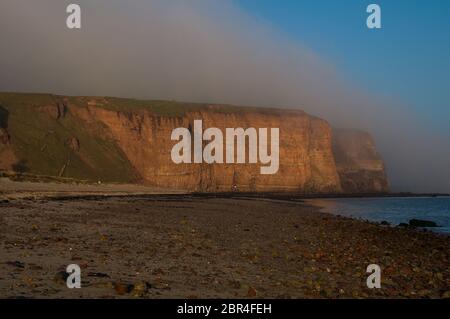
[[0, 0, 449, 192]]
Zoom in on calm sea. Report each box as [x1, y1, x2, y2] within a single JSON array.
[[307, 196, 450, 235]]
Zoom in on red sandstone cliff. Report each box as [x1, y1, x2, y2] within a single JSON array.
[[0, 93, 389, 193], [70, 99, 342, 193]]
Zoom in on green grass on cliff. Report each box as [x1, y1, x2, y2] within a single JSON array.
[[0, 93, 139, 183]]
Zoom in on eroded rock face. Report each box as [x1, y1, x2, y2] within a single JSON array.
[[0, 93, 390, 194], [39, 101, 67, 120], [0, 128, 10, 145], [332, 129, 389, 193], [0, 106, 9, 145], [67, 137, 80, 152], [0, 124, 15, 171], [71, 103, 343, 193]]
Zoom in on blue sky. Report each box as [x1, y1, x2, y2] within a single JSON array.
[[235, 0, 450, 133]]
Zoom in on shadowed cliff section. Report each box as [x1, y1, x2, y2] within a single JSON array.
[[0, 93, 389, 194], [332, 129, 389, 194], [0, 104, 14, 170], [0, 105, 10, 143]]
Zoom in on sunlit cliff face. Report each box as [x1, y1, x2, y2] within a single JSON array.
[[0, 0, 449, 192]]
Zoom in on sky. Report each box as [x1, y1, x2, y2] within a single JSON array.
[[236, 0, 450, 134], [0, 0, 449, 192]]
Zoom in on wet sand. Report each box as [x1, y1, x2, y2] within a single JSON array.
[[0, 193, 449, 299]]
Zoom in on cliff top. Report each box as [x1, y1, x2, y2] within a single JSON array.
[[0, 92, 308, 118]]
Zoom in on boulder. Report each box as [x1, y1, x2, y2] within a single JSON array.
[[409, 219, 439, 228]]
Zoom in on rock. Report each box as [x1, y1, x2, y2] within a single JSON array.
[[29, 264, 43, 271], [247, 286, 257, 298], [0, 128, 10, 145], [152, 268, 165, 276], [131, 281, 152, 297], [113, 282, 134, 295], [409, 219, 438, 228], [6, 261, 25, 269], [39, 102, 66, 120], [53, 271, 69, 285], [380, 221, 390, 226], [229, 280, 241, 289], [67, 137, 80, 152]]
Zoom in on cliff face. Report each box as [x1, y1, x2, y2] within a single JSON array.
[[71, 99, 341, 193], [0, 93, 389, 193], [332, 129, 389, 193]]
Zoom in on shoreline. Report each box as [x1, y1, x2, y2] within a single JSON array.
[[0, 192, 449, 299], [2, 178, 448, 236], [306, 199, 450, 237], [2, 177, 449, 201]]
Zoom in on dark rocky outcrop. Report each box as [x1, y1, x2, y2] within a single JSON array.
[[409, 219, 439, 228], [0, 106, 10, 145], [0, 128, 10, 145], [39, 101, 67, 120]]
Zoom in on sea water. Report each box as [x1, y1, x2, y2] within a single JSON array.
[[308, 196, 450, 235]]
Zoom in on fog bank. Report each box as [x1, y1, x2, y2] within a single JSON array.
[[1, 0, 449, 192]]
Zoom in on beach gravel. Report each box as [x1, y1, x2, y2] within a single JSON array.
[[0, 195, 448, 299]]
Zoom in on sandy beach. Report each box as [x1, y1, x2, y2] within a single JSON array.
[[0, 178, 185, 200], [0, 189, 448, 299]]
